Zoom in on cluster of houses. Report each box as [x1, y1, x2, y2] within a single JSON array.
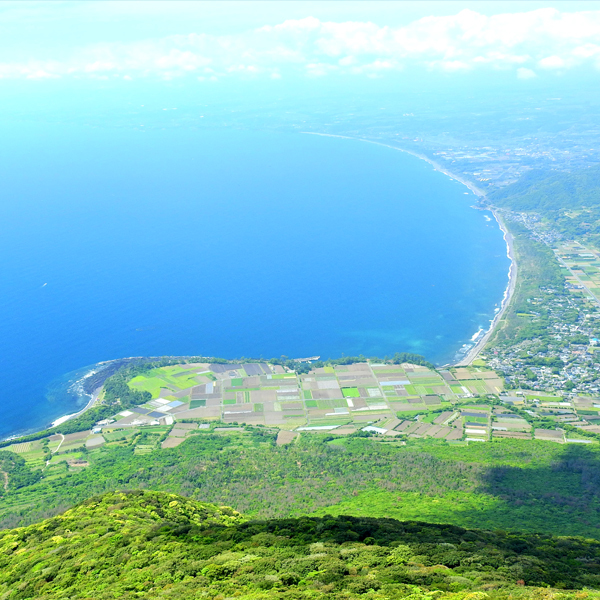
[[487, 285, 600, 397]]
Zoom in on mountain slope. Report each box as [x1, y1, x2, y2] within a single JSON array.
[[489, 166, 600, 211], [1, 490, 600, 599]]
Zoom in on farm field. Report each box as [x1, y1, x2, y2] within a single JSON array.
[[67, 359, 600, 445], [119, 360, 509, 440], [555, 240, 600, 305], [4, 356, 600, 489], [1, 359, 600, 540]]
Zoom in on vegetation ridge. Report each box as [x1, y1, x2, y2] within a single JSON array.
[[2, 489, 600, 600]]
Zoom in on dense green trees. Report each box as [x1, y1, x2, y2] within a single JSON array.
[[3, 434, 600, 540], [269, 352, 434, 374], [1, 490, 599, 600], [0, 452, 41, 494], [490, 166, 600, 211]]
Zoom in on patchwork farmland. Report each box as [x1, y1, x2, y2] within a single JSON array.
[[4, 360, 600, 482], [556, 240, 600, 304], [113, 360, 507, 441]]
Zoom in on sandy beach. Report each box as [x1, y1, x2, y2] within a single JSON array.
[[454, 208, 517, 366], [50, 386, 101, 428], [302, 132, 516, 367], [301, 132, 488, 197]]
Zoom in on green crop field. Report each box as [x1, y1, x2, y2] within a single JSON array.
[[128, 375, 165, 398], [466, 416, 488, 423], [407, 377, 442, 385], [342, 387, 360, 397], [526, 394, 564, 402]]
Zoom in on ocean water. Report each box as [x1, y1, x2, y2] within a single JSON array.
[[0, 124, 509, 439]]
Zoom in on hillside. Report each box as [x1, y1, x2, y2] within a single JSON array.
[[489, 166, 600, 211], [489, 166, 600, 248], [3, 434, 600, 542], [1, 489, 600, 600]]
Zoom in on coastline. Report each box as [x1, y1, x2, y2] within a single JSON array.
[[454, 208, 517, 366], [2, 357, 166, 443], [302, 131, 515, 367], [48, 364, 107, 428], [301, 132, 488, 197], [2, 364, 110, 442], [50, 387, 100, 428], [5, 135, 515, 445]]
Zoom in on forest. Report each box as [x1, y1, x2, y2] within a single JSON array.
[[2, 432, 600, 541], [490, 166, 600, 247], [490, 166, 600, 212], [1, 489, 600, 600]]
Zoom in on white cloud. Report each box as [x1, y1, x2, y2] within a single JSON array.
[[84, 60, 117, 73], [26, 69, 59, 80], [517, 67, 537, 79], [2, 8, 600, 79], [305, 62, 337, 77], [432, 59, 472, 73], [538, 55, 567, 69]]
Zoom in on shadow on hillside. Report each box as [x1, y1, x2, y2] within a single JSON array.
[[471, 443, 600, 538]]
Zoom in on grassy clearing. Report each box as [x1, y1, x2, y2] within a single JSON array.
[[128, 375, 164, 398], [311, 489, 502, 528]]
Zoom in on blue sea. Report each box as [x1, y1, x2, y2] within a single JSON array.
[[0, 124, 509, 439]]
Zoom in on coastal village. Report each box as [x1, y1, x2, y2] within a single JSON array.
[[483, 210, 600, 398]]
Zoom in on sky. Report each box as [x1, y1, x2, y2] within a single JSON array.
[[1, 1, 600, 83]]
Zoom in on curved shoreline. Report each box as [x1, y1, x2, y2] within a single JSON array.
[[50, 387, 100, 428], [302, 131, 515, 366], [2, 361, 117, 442], [1, 356, 177, 442], [301, 132, 488, 197], [5, 135, 515, 444], [454, 208, 517, 366], [48, 364, 109, 428]]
